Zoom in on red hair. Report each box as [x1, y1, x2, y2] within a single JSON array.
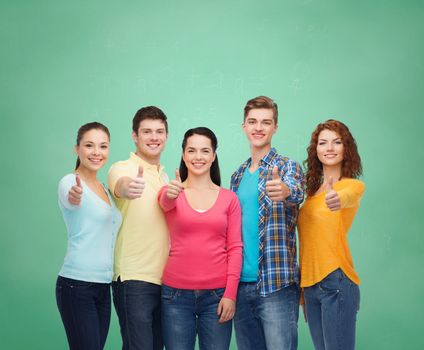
[[304, 119, 362, 196]]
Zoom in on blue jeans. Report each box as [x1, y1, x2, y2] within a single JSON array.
[[234, 282, 300, 350], [161, 285, 233, 350], [304, 268, 360, 350], [112, 279, 163, 350], [56, 276, 111, 350]]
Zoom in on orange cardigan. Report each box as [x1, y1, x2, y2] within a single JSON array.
[[297, 179, 365, 288]]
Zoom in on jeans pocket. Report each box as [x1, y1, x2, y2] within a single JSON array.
[[211, 288, 225, 300], [161, 285, 177, 301], [319, 269, 342, 293], [57, 276, 94, 289]]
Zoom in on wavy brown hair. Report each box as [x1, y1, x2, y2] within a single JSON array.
[[304, 119, 362, 196]]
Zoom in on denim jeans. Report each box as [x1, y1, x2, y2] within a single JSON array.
[[234, 282, 300, 350], [112, 279, 163, 350], [56, 276, 111, 350], [304, 268, 360, 350], [161, 285, 233, 350]]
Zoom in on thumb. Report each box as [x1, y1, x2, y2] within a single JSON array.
[[272, 166, 279, 180], [326, 176, 334, 192], [75, 174, 82, 188], [175, 168, 181, 182], [217, 299, 223, 316], [137, 165, 144, 178]]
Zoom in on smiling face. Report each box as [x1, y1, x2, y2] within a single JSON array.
[[182, 134, 216, 178], [75, 129, 110, 173], [242, 108, 277, 152], [316, 129, 344, 168], [132, 118, 168, 164]]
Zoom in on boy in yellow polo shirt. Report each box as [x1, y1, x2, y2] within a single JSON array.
[[108, 106, 169, 350]]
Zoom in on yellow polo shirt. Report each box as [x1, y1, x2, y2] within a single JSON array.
[[108, 152, 169, 285]]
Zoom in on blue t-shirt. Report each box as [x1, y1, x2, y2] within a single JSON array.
[[237, 169, 259, 282], [58, 174, 122, 283]]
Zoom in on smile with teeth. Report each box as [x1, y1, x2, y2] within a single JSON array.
[[147, 143, 160, 149], [192, 162, 205, 168], [89, 158, 102, 163]]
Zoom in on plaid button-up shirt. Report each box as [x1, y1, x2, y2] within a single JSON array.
[[230, 148, 304, 296]]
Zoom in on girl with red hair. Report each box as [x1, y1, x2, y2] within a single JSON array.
[[297, 120, 365, 350]]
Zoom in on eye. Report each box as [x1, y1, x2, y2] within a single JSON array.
[[335, 140, 342, 145], [101, 145, 108, 149], [318, 142, 326, 146]]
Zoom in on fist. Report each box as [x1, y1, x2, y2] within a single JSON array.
[[68, 174, 83, 206], [265, 166, 290, 202], [127, 166, 146, 199], [325, 176, 341, 211], [167, 169, 184, 199]]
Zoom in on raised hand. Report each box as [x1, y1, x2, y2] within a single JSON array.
[[265, 166, 290, 202], [217, 297, 236, 323], [126, 166, 146, 199], [68, 174, 83, 206], [166, 169, 184, 199], [325, 176, 341, 211]]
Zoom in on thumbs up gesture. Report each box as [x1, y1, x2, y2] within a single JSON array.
[[166, 169, 184, 199], [265, 166, 290, 202], [126, 166, 146, 199], [324, 176, 341, 211], [68, 174, 83, 206]]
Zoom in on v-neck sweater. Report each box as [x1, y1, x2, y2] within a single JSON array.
[[158, 187, 243, 301], [58, 174, 122, 283], [297, 179, 365, 287]]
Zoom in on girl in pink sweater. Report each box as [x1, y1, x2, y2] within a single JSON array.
[[158, 127, 242, 350]]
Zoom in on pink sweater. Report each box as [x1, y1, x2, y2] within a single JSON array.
[[158, 187, 243, 301]]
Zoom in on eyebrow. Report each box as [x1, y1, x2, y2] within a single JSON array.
[[246, 117, 273, 122], [140, 127, 166, 131], [318, 138, 342, 141]]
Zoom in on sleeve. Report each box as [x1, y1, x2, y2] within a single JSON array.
[[282, 159, 305, 205], [58, 175, 78, 211], [108, 163, 128, 198], [157, 185, 177, 212], [338, 180, 365, 209], [223, 193, 243, 301]]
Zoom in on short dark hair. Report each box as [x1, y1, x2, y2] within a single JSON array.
[[179, 127, 221, 186], [75, 122, 110, 170], [244, 96, 278, 124], [132, 106, 168, 134]]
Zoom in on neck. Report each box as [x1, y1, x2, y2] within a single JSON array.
[[322, 165, 342, 183], [135, 151, 161, 169], [75, 166, 98, 182], [185, 173, 215, 189], [250, 144, 272, 169]]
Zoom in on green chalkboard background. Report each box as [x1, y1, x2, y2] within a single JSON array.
[[1, 0, 423, 349]]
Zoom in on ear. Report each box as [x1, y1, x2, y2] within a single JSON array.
[[132, 131, 138, 144], [74, 145, 79, 155]]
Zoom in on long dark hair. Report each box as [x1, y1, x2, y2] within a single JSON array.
[[304, 119, 362, 196], [75, 122, 110, 170], [179, 127, 221, 186]]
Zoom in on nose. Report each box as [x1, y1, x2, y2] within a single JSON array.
[[254, 121, 262, 131], [92, 146, 101, 155], [151, 132, 159, 140]]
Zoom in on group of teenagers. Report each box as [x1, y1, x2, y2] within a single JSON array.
[[56, 95, 365, 350]]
